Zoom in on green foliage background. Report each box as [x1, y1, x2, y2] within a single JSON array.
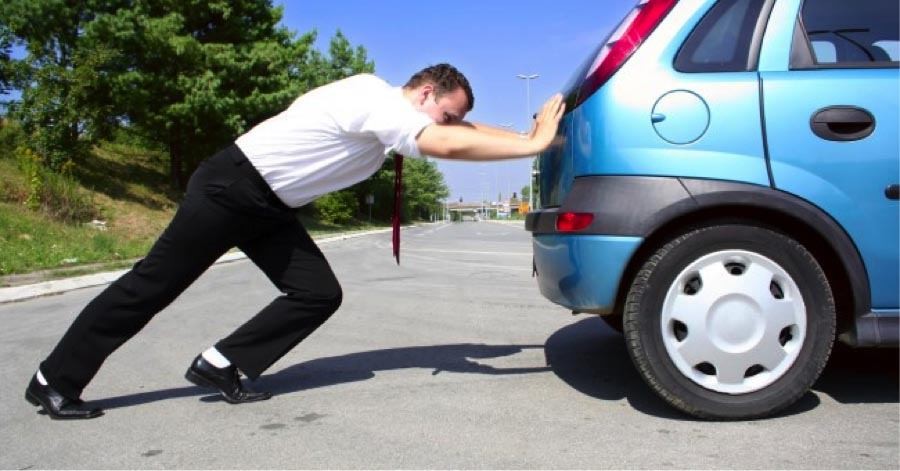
[[0, 0, 449, 230]]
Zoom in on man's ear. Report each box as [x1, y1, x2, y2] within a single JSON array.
[[418, 84, 435, 105]]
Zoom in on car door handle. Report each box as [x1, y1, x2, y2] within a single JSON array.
[[810, 106, 875, 141], [886, 184, 899, 201]]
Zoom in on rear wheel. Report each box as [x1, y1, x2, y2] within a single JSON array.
[[623, 224, 835, 419]]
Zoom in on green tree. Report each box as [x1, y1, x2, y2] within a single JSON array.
[[1, 1, 374, 188], [83, 0, 323, 188], [345, 154, 396, 222], [309, 30, 374, 85], [1, 1, 124, 170], [0, 22, 13, 95], [351, 156, 450, 221], [313, 189, 358, 225], [332, 155, 449, 223], [402, 157, 449, 221]]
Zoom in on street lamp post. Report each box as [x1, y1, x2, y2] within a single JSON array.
[[517, 73, 539, 212], [478, 171, 487, 221]]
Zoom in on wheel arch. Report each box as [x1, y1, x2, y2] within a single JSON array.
[[611, 182, 870, 345]]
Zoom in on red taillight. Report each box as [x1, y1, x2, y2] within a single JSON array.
[[556, 212, 594, 232], [575, 0, 678, 108]]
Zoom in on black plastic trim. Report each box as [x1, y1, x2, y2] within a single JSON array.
[[842, 311, 900, 346], [527, 176, 693, 235], [758, 75, 775, 187], [790, 15, 816, 69], [791, 61, 900, 71]]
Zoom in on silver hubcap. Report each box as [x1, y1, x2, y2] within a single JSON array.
[[661, 250, 806, 394]]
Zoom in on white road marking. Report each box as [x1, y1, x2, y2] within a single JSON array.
[[402, 248, 531, 257]]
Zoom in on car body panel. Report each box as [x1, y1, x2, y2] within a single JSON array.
[[761, 68, 900, 308], [757, 0, 801, 71], [542, 0, 770, 208]]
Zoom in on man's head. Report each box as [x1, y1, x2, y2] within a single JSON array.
[[404, 63, 474, 124]]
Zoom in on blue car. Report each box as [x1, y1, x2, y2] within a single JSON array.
[[527, 0, 898, 419]]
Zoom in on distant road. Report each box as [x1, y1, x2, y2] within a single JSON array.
[[1, 222, 897, 469]]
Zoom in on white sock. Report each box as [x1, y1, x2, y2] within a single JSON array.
[[202, 347, 232, 368], [36, 369, 48, 386]]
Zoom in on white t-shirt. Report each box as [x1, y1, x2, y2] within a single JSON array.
[[235, 74, 434, 208]]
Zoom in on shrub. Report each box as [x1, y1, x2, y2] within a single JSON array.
[[40, 169, 99, 223], [15, 146, 98, 223], [0, 119, 26, 160], [313, 190, 358, 225]]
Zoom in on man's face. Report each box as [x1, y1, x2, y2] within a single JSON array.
[[414, 84, 469, 124]]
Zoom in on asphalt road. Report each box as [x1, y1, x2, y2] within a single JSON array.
[[1, 221, 897, 469]]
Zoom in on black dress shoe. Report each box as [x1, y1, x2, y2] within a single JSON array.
[[25, 375, 103, 420], [184, 355, 272, 404]]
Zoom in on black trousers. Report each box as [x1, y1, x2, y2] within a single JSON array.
[[39, 145, 343, 400]]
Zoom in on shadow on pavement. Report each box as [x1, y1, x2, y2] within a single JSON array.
[[92, 319, 897, 416], [544, 316, 697, 420], [543, 317, 828, 420], [544, 317, 899, 420], [260, 343, 550, 394], [93, 384, 210, 410], [93, 343, 550, 410], [813, 343, 899, 403]]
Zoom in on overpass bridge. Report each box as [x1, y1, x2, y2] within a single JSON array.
[[445, 200, 528, 221]]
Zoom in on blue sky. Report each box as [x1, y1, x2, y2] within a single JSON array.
[[278, 0, 636, 203]]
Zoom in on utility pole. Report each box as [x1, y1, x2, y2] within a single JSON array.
[[517, 73, 539, 211]]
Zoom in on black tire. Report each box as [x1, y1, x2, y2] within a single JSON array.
[[623, 224, 835, 419]]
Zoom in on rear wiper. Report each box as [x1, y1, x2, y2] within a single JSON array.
[[807, 28, 877, 61]]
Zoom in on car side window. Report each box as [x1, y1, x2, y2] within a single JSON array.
[[793, 0, 899, 68], [674, 0, 769, 72]]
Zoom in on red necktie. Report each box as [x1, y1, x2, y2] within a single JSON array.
[[392, 153, 404, 264]]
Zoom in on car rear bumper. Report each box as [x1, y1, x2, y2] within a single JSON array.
[[532, 234, 641, 313]]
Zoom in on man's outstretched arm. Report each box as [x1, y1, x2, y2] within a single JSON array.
[[462, 122, 524, 138], [416, 93, 565, 161]]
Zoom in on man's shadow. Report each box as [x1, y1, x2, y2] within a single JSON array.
[[258, 344, 550, 394], [92, 344, 550, 410]]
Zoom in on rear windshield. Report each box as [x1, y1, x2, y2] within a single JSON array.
[[798, 0, 899, 67]]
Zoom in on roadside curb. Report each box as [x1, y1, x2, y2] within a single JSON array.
[[0, 227, 397, 304]]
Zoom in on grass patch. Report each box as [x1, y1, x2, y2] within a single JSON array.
[[0, 139, 178, 277], [298, 214, 388, 237], [0, 202, 389, 279], [0, 202, 154, 276], [0, 139, 392, 281]]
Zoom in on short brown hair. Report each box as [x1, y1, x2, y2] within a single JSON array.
[[404, 63, 474, 111]]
